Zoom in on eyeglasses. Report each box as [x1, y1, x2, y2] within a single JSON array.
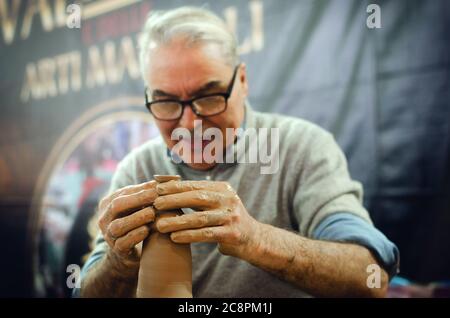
[[145, 65, 239, 121]]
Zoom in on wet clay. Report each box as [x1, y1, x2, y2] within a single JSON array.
[[136, 175, 193, 298]]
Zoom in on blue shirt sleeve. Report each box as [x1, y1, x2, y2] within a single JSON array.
[[71, 237, 108, 298], [313, 212, 400, 279]]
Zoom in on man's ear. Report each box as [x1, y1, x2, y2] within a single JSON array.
[[239, 63, 249, 98]]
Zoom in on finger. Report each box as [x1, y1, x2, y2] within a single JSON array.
[[154, 190, 229, 211], [156, 210, 228, 233], [149, 210, 181, 232], [157, 180, 232, 195], [108, 206, 155, 239], [114, 225, 150, 256], [99, 180, 157, 211], [103, 188, 158, 222], [104, 231, 116, 249], [154, 175, 181, 183], [170, 227, 226, 244]]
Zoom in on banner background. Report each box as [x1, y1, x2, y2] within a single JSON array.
[[0, 0, 449, 296]]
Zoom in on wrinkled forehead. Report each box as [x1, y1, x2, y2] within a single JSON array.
[[145, 39, 234, 95]]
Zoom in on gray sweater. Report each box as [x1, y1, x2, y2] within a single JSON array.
[[89, 103, 372, 297]]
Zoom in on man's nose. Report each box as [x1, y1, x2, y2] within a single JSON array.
[[178, 105, 201, 130]]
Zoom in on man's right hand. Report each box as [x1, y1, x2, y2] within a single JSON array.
[[97, 180, 158, 269]]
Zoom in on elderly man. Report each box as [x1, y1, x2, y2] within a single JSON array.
[[78, 7, 398, 298]]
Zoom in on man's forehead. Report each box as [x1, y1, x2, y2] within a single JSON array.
[[147, 40, 231, 76], [145, 39, 234, 97], [150, 77, 225, 99], [147, 63, 232, 98]]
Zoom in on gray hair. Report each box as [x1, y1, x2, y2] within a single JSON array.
[[138, 6, 239, 83]]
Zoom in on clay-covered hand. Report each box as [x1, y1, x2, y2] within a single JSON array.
[[153, 180, 262, 258], [97, 180, 158, 265]]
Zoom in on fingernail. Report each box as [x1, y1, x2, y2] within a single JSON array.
[[157, 219, 167, 228], [170, 232, 180, 242]]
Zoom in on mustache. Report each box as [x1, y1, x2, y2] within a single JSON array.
[[178, 126, 223, 139]]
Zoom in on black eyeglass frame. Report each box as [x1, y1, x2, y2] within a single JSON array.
[[144, 65, 240, 121]]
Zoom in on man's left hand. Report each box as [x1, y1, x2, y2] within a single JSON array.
[[153, 180, 261, 258]]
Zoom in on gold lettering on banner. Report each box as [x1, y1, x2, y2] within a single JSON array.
[[21, 35, 140, 101], [16, 0, 264, 101], [103, 37, 140, 84], [224, 0, 264, 55], [0, 0, 21, 45], [1, 0, 67, 44], [38, 58, 58, 98], [119, 36, 140, 80], [55, 0, 68, 28], [82, 0, 141, 20], [21, 0, 54, 40], [104, 41, 118, 82], [21, 63, 42, 101], [21, 51, 81, 102], [1, 0, 145, 45], [249, 0, 264, 51], [86, 36, 139, 88]]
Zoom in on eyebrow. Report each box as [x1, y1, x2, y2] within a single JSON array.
[[151, 80, 225, 100]]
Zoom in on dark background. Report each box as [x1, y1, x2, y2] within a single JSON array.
[[0, 0, 449, 297]]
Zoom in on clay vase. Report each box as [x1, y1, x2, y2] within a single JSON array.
[[136, 175, 193, 298]]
